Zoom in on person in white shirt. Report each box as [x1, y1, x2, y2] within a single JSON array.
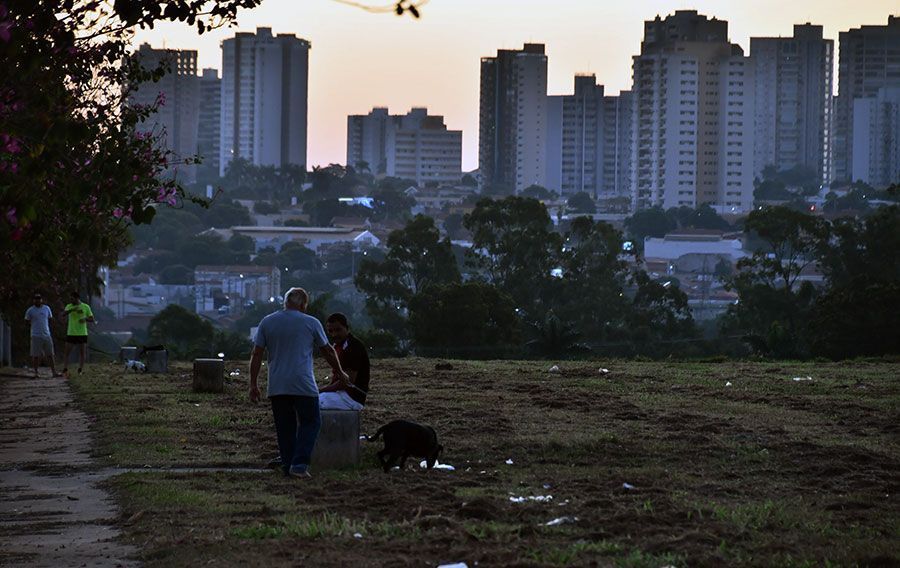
[[24, 293, 60, 378]]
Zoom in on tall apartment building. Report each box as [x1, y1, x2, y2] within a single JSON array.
[[834, 16, 900, 184], [131, 43, 199, 183], [546, 75, 632, 197], [347, 107, 462, 185], [347, 107, 392, 174], [852, 87, 900, 188], [614, 91, 635, 198], [479, 43, 548, 194], [750, 24, 834, 184], [196, 68, 221, 183], [630, 11, 755, 213], [220, 28, 310, 177]]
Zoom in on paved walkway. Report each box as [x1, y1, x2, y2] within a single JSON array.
[[0, 369, 138, 567]]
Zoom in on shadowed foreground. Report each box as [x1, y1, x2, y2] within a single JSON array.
[[63, 358, 899, 567]]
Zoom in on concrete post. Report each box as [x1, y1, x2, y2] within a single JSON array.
[[145, 349, 168, 373], [119, 346, 138, 362], [0, 319, 11, 367], [192, 358, 224, 393], [311, 410, 360, 470]]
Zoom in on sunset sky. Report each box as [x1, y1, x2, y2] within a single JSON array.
[[133, 0, 898, 171]]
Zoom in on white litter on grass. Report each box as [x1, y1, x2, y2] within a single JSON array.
[[543, 483, 552, 489], [124, 360, 146, 373], [359, 435, 368, 440], [193, 403, 200, 407], [792, 376, 813, 382], [437, 563, 468, 568], [622, 482, 636, 490], [544, 516, 578, 526], [599, 368, 610, 374], [505, 458, 514, 465], [548, 365, 560, 373], [353, 532, 363, 539], [229, 370, 241, 377], [510, 495, 553, 503], [725, 381, 732, 387], [419, 460, 456, 471], [217, 352, 225, 358]]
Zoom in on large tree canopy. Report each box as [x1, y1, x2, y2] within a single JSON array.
[[0, 0, 262, 322]]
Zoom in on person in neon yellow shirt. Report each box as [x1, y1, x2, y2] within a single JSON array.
[[62, 291, 94, 375]]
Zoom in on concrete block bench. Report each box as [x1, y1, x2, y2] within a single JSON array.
[[311, 410, 360, 470], [193, 358, 224, 393], [119, 346, 138, 362], [145, 349, 168, 373]]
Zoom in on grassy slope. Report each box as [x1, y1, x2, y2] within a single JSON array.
[[69, 358, 900, 567]]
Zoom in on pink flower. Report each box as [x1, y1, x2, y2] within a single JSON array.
[[112, 208, 124, 219], [5, 207, 16, 225], [1, 134, 21, 154]]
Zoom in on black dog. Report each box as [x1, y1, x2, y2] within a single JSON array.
[[367, 420, 443, 473]]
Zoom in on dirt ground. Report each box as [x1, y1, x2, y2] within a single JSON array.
[[62, 358, 899, 567], [0, 369, 137, 567]]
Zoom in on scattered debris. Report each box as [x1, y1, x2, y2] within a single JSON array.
[[217, 352, 225, 358], [412, 371, 418, 377], [548, 365, 560, 373], [544, 516, 578, 526], [353, 532, 363, 539], [420, 460, 455, 471], [542, 483, 552, 489], [124, 360, 146, 373], [193, 403, 200, 407], [598, 368, 610, 374], [622, 482, 636, 490], [437, 563, 468, 568], [725, 381, 732, 387], [510, 495, 553, 503], [359, 435, 368, 440], [505, 458, 514, 465], [229, 369, 241, 377], [792, 376, 813, 382]]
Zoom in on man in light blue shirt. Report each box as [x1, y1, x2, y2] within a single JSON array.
[[24, 292, 59, 378], [249, 287, 348, 479]]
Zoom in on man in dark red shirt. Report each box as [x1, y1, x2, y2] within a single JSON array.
[[319, 313, 370, 410]]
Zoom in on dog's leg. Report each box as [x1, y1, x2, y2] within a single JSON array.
[[382, 453, 399, 473]]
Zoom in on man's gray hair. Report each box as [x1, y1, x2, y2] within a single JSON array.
[[284, 287, 309, 309]]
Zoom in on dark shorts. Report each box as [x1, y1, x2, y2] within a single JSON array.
[[66, 335, 88, 344]]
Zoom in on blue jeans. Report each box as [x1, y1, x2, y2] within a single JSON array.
[[270, 395, 321, 473]]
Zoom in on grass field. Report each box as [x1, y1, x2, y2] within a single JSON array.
[[69, 358, 900, 567]]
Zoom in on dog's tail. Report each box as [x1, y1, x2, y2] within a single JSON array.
[[366, 425, 387, 442]]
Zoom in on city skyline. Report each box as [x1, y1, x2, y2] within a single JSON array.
[[132, 0, 898, 170]]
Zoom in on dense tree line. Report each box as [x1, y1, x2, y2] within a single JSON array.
[[356, 197, 697, 358], [725, 204, 900, 359], [355, 195, 899, 360]]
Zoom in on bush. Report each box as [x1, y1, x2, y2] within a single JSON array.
[[354, 328, 407, 358]]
